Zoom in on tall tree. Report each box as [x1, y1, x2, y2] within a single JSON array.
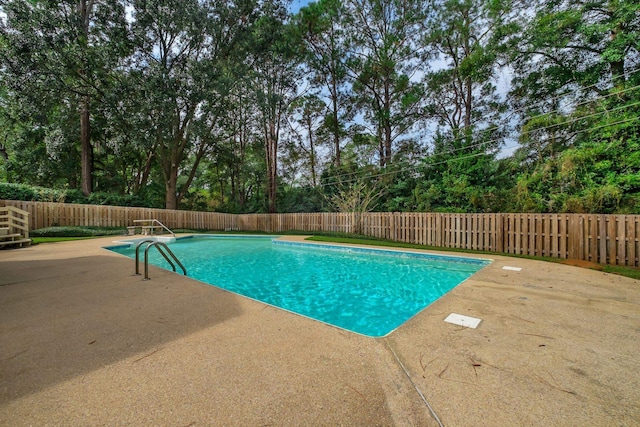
[[343, 0, 426, 167], [509, 0, 639, 105], [0, 0, 131, 195], [288, 94, 326, 187], [130, 0, 255, 209], [414, 0, 512, 212], [505, 0, 640, 159], [422, 0, 509, 137], [249, 1, 302, 213], [505, 0, 640, 213], [293, 0, 351, 168], [78, 0, 93, 196], [211, 73, 262, 212]]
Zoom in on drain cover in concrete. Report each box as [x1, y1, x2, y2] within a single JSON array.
[[444, 313, 482, 329], [502, 266, 522, 271]]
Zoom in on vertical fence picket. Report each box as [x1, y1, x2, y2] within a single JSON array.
[[442, 214, 449, 248], [617, 215, 626, 266], [607, 216, 617, 264], [599, 215, 608, 264], [526, 214, 533, 256], [549, 214, 558, 257], [627, 216, 637, 267], [515, 214, 522, 255], [587, 215, 596, 263]]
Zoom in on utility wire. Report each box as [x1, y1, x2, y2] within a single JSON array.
[[286, 66, 640, 188], [311, 115, 638, 188], [317, 97, 640, 186], [311, 70, 640, 186], [495, 64, 640, 115]]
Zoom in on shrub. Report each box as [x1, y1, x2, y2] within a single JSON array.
[[1, 182, 167, 209], [0, 182, 39, 201], [0, 183, 152, 207], [87, 191, 145, 207], [63, 189, 88, 204], [31, 226, 126, 237], [0, 182, 89, 204]]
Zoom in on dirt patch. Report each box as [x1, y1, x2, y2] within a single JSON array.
[[558, 259, 605, 270]]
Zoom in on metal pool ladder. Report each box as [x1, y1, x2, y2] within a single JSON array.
[[135, 239, 187, 280]]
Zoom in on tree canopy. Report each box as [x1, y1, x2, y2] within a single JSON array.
[[1, 0, 638, 214]]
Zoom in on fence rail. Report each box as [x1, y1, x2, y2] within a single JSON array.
[[239, 212, 639, 267], [0, 205, 30, 239], [0, 200, 237, 232], [1, 200, 638, 267]]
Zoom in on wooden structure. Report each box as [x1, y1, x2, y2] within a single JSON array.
[[237, 212, 639, 267], [0, 205, 31, 248], [129, 219, 175, 236], [1, 200, 638, 267], [0, 200, 236, 231]]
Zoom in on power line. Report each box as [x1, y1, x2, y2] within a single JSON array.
[[504, 80, 640, 127], [501, 64, 640, 114], [310, 69, 640, 186], [316, 96, 640, 186], [312, 114, 638, 188]]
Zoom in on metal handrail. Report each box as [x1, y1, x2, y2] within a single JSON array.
[[135, 239, 157, 275], [134, 239, 187, 280], [132, 219, 175, 237]]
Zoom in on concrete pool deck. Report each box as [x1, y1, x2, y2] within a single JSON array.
[[1, 236, 639, 426]]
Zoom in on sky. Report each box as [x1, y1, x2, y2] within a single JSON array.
[[289, 0, 312, 14]]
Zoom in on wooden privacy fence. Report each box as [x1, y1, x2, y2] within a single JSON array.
[[0, 200, 237, 232], [1, 200, 638, 267], [238, 212, 640, 267]]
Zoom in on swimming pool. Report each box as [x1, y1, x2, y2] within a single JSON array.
[[106, 236, 490, 337]]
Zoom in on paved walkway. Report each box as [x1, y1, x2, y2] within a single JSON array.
[[1, 236, 639, 426]]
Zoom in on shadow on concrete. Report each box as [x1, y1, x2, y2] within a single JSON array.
[[0, 254, 242, 403]]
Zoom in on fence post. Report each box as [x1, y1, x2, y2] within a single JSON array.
[[496, 214, 504, 253]]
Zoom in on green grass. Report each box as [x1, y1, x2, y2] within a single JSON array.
[[305, 234, 640, 281], [31, 236, 100, 244], [602, 264, 640, 281]]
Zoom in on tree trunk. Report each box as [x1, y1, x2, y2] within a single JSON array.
[[307, 115, 317, 186], [464, 76, 472, 130], [162, 139, 180, 210], [0, 142, 8, 161], [383, 80, 392, 166], [384, 121, 392, 166], [162, 105, 194, 210], [177, 142, 207, 206], [78, 0, 94, 197], [463, 10, 473, 132], [165, 162, 178, 210], [80, 96, 92, 196], [135, 150, 155, 192], [609, 25, 625, 88], [378, 126, 385, 168], [265, 122, 278, 213], [331, 77, 341, 168]]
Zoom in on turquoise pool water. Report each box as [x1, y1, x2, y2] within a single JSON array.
[[106, 236, 490, 337]]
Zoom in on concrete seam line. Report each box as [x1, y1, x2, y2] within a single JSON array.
[[384, 338, 444, 427]]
